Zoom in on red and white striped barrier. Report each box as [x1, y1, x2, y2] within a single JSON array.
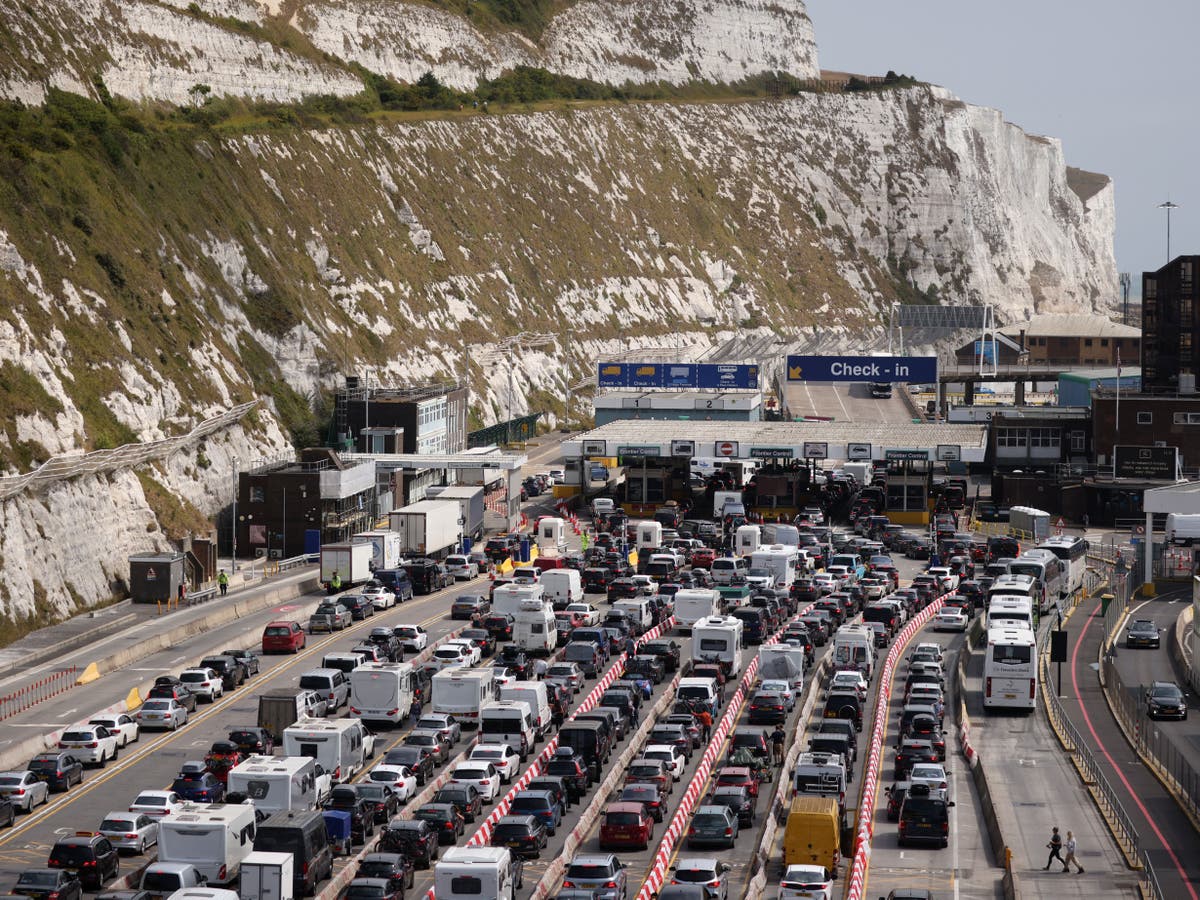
[[844, 596, 946, 900], [0, 667, 80, 721]]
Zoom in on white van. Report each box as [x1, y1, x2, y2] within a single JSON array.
[[592, 498, 615, 517], [513, 600, 556, 654], [539, 569, 583, 606], [612, 598, 654, 635], [711, 557, 749, 586], [282, 717, 375, 783], [479, 700, 536, 759], [157, 802, 258, 885], [320, 654, 362, 678], [499, 682, 553, 742], [226, 756, 318, 815], [348, 662, 416, 725], [673, 589, 721, 633], [434, 847, 521, 900], [432, 668, 499, 726], [831, 624, 875, 678]]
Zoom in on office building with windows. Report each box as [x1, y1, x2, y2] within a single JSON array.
[[1142, 255, 1200, 391]]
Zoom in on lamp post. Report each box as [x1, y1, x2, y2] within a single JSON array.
[[1159, 200, 1179, 262], [231, 456, 239, 573]]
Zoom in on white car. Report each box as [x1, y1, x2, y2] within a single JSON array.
[[394, 625, 428, 652], [759, 679, 796, 711], [910, 642, 944, 663], [859, 578, 887, 601], [450, 762, 501, 801], [367, 765, 418, 801], [549, 469, 564, 483], [630, 575, 659, 596], [908, 684, 945, 708], [512, 567, 540, 585], [926, 567, 959, 592], [129, 790, 185, 818], [179, 667, 224, 702], [444, 639, 482, 666], [136, 699, 188, 731], [640, 745, 686, 781], [490, 666, 518, 689], [778, 863, 834, 900], [0, 771, 48, 811], [89, 714, 139, 748], [58, 724, 120, 766], [430, 645, 472, 671], [825, 566, 853, 587], [828, 671, 868, 700], [314, 764, 334, 803], [99, 810, 159, 854], [933, 607, 969, 632], [470, 744, 521, 784], [362, 583, 396, 610], [564, 604, 601, 627], [445, 555, 480, 580], [811, 573, 837, 592], [908, 763, 952, 802], [300, 689, 329, 718]]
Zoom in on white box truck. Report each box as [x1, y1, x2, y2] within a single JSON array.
[[432, 668, 499, 727], [388, 500, 462, 557], [536, 517, 568, 556], [1166, 513, 1200, 545], [840, 462, 872, 487], [673, 588, 721, 633], [427, 485, 486, 543], [351, 531, 404, 571], [240, 851, 294, 900], [434, 847, 521, 900], [491, 583, 546, 618], [348, 662, 416, 725], [157, 802, 258, 885], [281, 717, 375, 783], [539, 569, 583, 606], [226, 756, 318, 815], [513, 599, 556, 655], [319, 543, 373, 588], [479, 700, 535, 759]]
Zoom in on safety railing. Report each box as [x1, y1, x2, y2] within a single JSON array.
[[0, 667, 79, 720]]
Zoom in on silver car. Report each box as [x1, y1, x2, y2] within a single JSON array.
[[136, 699, 188, 730], [99, 810, 158, 854], [0, 771, 48, 811]]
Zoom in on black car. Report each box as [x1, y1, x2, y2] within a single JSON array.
[[366, 627, 403, 661], [619, 783, 665, 822], [544, 748, 591, 801], [382, 747, 435, 785], [894, 739, 939, 778], [228, 727, 274, 755], [460, 628, 496, 657], [607, 578, 639, 602], [218, 649, 259, 676], [432, 784, 484, 823], [199, 655, 247, 690], [0, 798, 13, 828], [800, 615, 828, 645], [324, 786, 376, 842], [708, 784, 754, 828], [489, 814, 547, 859], [1146, 681, 1187, 720], [13, 869, 82, 900], [1127, 619, 1161, 649], [525, 776, 571, 815], [379, 819, 438, 868], [355, 853, 415, 893], [355, 783, 401, 824], [27, 753, 83, 792], [145, 684, 197, 712], [47, 833, 119, 890], [343, 595, 376, 621], [897, 783, 954, 848], [483, 614, 515, 642], [451, 595, 491, 620], [499, 646, 530, 679], [413, 803, 465, 845], [625, 656, 666, 684]]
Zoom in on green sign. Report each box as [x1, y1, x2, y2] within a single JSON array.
[[617, 446, 659, 458], [885, 449, 930, 461]]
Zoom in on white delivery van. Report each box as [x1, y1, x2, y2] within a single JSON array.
[[536, 518, 568, 555], [831, 624, 875, 678], [1167, 513, 1200, 545], [636, 521, 663, 551], [226, 756, 318, 815], [432, 668, 498, 727], [239, 851, 293, 900], [691, 616, 745, 676], [478, 700, 535, 760], [673, 589, 721, 633], [491, 583, 547, 618], [612, 598, 654, 635], [348, 662, 415, 725], [539, 569, 583, 607], [157, 802, 258, 886], [758, 644, 806, 691], [513, 599, 556, 654], [499, 682, 553, 742], [711, 557, 749, 586], [434, 847, 521, 900], [735, 524, 762, 557], [592, 497, 615, 517], [281, 717, 375, 783]]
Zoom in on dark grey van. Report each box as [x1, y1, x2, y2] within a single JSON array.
[[254, 809, 334, 896], [371, 569, 415, 602], [573, 708, 621, 743], [557, 721, 611, 779]]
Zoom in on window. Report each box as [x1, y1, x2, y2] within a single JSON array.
[[1145, 278, 1157, 300], [1137, 411, 1153, 425], [1070, 431, 1086, 452], [995, 427, 1027, 448], [1101, 339, 1109, 347], [1084, 338, 1093, 347], [250, 486, 265, 504], [1172, 412, 1200, 425]]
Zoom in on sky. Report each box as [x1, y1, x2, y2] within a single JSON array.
[[807, 1, 1200, 297]]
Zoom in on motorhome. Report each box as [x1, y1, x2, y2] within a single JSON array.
[[432, 668, 499, 726], [348, 662, 416, 725], [536, 517, 568, 556], [758, 644, 806, 691], [499, 682, 553, 742], [612, 598, 654, 635], [750, 545, 801, 591], [157, 802, 258, 886], [762, 523, 800, 548], [281, 717, 375, 783], [672, 589, 721, 633], [735, 524, 762, 557], [832, 624, 875, 678], [691, 616, 745, 676], [636, 521, 663, 551], [491, 583, 547, 618], [513, 599, 556, 654], [478, 700, 535, 759], [226, 756, 318, 815]]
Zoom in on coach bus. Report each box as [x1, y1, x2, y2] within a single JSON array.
[[983, 626, 1038, 713], [1035, 535, 1088, 601]]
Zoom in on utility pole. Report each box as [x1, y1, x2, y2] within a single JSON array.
[[231, 456, 238, 573], [1159, 200, 1179, 262]]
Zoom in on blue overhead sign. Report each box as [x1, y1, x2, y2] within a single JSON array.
[[786, 355, 938, 383], [597, 363, 759, 390]]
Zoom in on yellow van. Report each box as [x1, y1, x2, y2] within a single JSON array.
[[783, 796, 841, 872]]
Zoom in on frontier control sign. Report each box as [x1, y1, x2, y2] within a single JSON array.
[[786, 354, 938, 383]]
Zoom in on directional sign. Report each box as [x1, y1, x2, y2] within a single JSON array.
[[696, 364, 759, 390], [803, 442, 828, 460], [786, 354, 938, 383], [846, 442, 873, 460], [670, 440, 695, 457]]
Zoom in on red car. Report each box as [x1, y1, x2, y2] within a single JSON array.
[[599, 802, 655, 850], [715, 766, 758, 798], [691, 548, 717, 569], [261, 620, 306, 654]]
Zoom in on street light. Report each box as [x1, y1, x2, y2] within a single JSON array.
[[1159, 200, 1179, 262], [231, 456, 239, 573]]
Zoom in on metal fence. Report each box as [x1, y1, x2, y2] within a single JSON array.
[[0, 667, 79, 720]]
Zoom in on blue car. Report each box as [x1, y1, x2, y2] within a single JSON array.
[[171, 762, 225, 803], [616, 674, 653, 701]]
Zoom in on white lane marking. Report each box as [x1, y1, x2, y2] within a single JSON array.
[[5, 724, 64, 729], [833, 384, 850, 420], [55, 709, 77, 719]]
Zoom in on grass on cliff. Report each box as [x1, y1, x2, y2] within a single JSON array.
[[136, 470, 211, 540]]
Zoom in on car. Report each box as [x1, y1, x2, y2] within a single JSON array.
[[686, 805, 738, 849], [57, 725, 120, 767], [366, 627, 403, 661], [326, 786, 378, 842], [619, 783, 665, 822], [599, 801, 655, 851], [128, 791, 184, 818], [509, 789, 562, 835], [47, 832, 120, 889], [829, 670, 868, 700], [545, 748, 592, 801], [778, 864, 834, 900], [759, 679, 796, 711], [564, 603, 602, 626], [561, 854, 627, 900], [897, 782, 955, 848], [366, 765, 418, 802], [714, 766, 757, 798], [404, 731, 452, 766], [482, 613, 516, 642], [664, 713, 702, 748], [748, 690, 789, 725], [227, 727, 273, 756], [379, 819, 439, 869], [355, 854, 415, 894], [546, 662, 585, 693], [460, 627, 496, 657], [88, 715, 139, 749], [1146, 681, 1188, 720], [451, 595, 491, 620], [352, 644, 387, 665], [310, 602, 352, 632], [498, 646, 530, 678], [707, 784, 754, 828], [470, 744, 521, 784], [98, 812, 159, 856], [220, 648, 261, 676], [1126, 619, 1161, 649], [415, 713, 462, 746], [625, 760, 672, 795], [444, 639, 483, 666], [0, 771, 48, 812], [362, 582, 397, 610], [429, 644, 472, 671], [640, 745, 686, 782], [669, 857, 731, 899], [261, 620, 306, 653], [445, 555, 481, 581], [12, 869, 83, 900], [450, 762, 501, 801], [382, 746, 435, 785], [626, 655, 667, 685], [907, 763, 952, 802], [392, 624, 428, 652], [178, 668, 224, 703], [432, 783, 483, 823], [933, 607, 969, 632], [894, 739, 939, 778], [146, 683, 198, 712], [170, 764, 225, 803], [490, 814, 546, 858], [27, 753, 84, 792], [341, 877, 403, 900], [132, 698, 187, 733], [340, 594, 375, 621]]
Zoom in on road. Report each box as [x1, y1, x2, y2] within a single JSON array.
[[781, 381, 915, 424]]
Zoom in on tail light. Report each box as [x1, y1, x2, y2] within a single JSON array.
[[562, 881, 575, 888], [14, 789, 23, 796], [604, 882, 618, 889], [125, 833, 137, 839], [82, 861, 97, 868], [48, 893, 59, 900], [387, 709, 399, 716], [351, 707, 361, 715], [302, 861, 309, 876], [1030, 680, 1036, 699], [985, 677, 992, 697], [480, 780, 490, 785], [218, 865, 227, 880], [724, 827, 733, 836]]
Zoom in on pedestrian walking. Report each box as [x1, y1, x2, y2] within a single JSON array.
[[1063, 831, 1084, 873], [1044, 826, 1066, 871], [695, 706, 713, 744], [409, 704, 421, 728], [625, 636, 637, 657], [533, 658, 548, 680], [217, 569, 229, 597]]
